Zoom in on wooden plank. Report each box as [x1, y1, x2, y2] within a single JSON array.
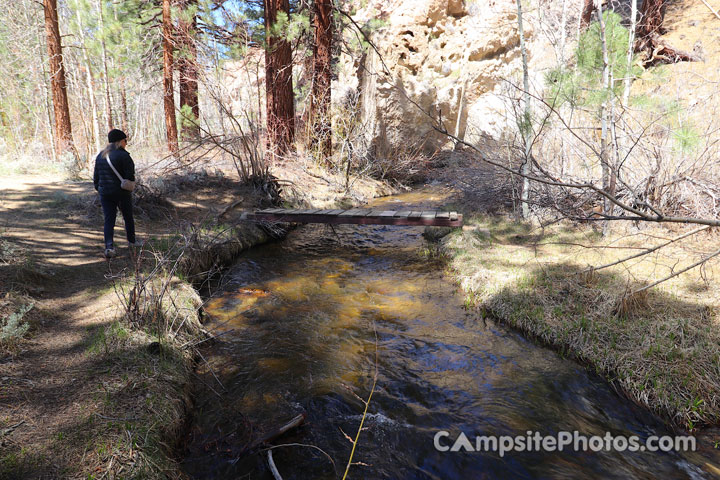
[[351, 209, 372, 216], [339, 209, 360, 216], [246, 209, 463, 227]]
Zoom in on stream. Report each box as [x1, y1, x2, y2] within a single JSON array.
[[182, 190, 715, 479]]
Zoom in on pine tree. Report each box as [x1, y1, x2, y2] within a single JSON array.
[[163, 0, 179, 155], [43, 0, 75, 157], [264, 0, 295, 157], [310, 0, 332, 162], [177, 0, 200, 138]]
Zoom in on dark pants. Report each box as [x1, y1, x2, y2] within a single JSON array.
[[100, 192, 135, 249]]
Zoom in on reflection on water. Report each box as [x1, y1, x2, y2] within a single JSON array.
[[183, 190, 716, 479]]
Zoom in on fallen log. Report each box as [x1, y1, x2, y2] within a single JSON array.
[[253, 413, 306, 449], [234, 413, 307, 460]]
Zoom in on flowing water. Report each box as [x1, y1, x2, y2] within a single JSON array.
[[183, 190, 716, 479]]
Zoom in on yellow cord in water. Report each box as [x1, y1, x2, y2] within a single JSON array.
[[342, 325, 379, 480], [341, 372, 377, 480]]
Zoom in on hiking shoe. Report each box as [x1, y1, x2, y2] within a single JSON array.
[[104, 248, 116, 259], [128, 239, 144, 248]]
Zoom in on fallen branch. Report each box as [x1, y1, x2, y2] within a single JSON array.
[[267, 450, 283, 480], [253, 413, 306, 448], [196, 349, 226, 392], [583, 225, 711, 273], [262, 443, 336, 474], [0, 420, 25, 437], [233, 413, 307, 460], [217, 198, 244, 220], [633, 244, 720, 294], [700, 0, 720, 20], [180, 328, 235, 349]]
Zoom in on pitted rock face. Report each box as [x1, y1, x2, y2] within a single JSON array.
[[337, 0, 542, 155]]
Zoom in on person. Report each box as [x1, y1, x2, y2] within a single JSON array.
[[93, 129, 140, 258]]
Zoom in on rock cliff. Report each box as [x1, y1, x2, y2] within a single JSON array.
[[337, 0, 540, 155]]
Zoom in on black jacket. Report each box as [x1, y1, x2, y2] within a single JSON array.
[[93, 147, 135, 196]]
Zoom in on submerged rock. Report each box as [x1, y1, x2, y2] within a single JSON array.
[[423, 225, 454, 241]]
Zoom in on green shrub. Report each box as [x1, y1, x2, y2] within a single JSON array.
[[546, 11, 641, 108], [1, 302, 34, 345]]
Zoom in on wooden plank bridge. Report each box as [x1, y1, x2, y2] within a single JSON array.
[[244, 208, 463, 227]]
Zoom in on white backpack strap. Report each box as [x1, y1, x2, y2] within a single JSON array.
[[105, 153, 125, 182]]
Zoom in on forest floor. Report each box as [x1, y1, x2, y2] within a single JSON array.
[[0, 165, 391, 478], [0, 173, 249, 478]]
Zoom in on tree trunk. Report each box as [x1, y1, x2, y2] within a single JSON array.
[[580, 0, 596, 29], [309, 0, 333, 162], [597, 1, 614, 235], [43, 0, 74, 158], [33, 13, 57, 163], [178, 0, 200, 138], [96, 0, 113, 131], [559, 0, 568, 63], [635, 0, 699, 65], [264, 0, 295, 158], [163, 0, 179, 155], [112, 2, 129, 134], [120, 86, 129, 133], [582, 0, 699, 66], [516, 0, 532, 220], [75, 6, 101, 151], [622, 0, 638, 107]]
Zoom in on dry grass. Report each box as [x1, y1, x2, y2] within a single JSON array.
[[0, 288, 195, 479], [443, 217, 720, 430], [0, 236, 52, 291], [68, 321, 194, 479]]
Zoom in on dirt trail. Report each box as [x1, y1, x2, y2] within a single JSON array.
[[0, 177, 140, 475], [0, 174, 251, 476]]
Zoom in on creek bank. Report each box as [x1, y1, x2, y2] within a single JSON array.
[[0, 165, 395, 478], [106, 195, 302, 477], [0, 178, 286, 478], [438, 213, 720, 445]]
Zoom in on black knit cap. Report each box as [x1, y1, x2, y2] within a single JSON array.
[[108, 129, 127, 143]]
